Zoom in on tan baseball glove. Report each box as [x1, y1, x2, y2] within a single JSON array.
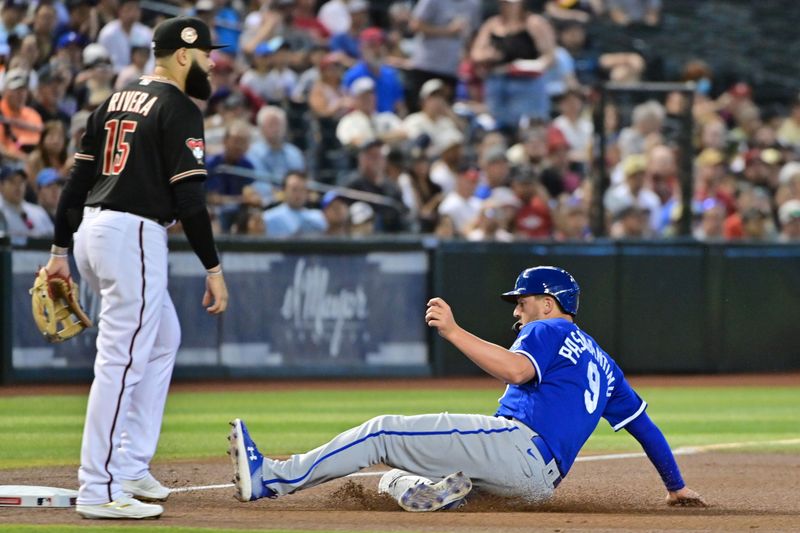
[[29, 267, 93, 343]]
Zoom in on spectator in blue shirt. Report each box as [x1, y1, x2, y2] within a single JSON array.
[[206, 120, 256, 232], [342, 27, 406, 116], [210, 1, 243, 56], [246, 106, 306, 185], [55, 0, 94, 45], [329, 0, 370, 61], [263, 171, 327, 237], [0, 0, 29, 46]]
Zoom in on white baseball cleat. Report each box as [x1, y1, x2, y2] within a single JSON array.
[[121, 473, 171, 502], [76, 495, 163, 519], [398, 471, 472, 512]]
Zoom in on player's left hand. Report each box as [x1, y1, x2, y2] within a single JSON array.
[[666, 486, 707, 507], [44, 255, 71, 279], [425, 297, 459, 339]]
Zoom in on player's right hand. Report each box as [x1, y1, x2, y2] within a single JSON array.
[[666, 486, 707, 507], [425, 297, 458, 339], [203, 272, 229, 314]]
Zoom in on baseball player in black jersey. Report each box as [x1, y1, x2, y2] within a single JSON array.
[[43, 17, 228, 520]]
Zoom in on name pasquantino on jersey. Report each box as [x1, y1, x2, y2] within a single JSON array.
[[557, 329, 616, 398]]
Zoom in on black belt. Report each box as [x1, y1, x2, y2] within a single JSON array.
[[531, 435, 562, 488], [96, 206, 172, 227]]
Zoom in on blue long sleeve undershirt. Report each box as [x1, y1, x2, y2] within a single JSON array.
[[624, 412, 685, 492]]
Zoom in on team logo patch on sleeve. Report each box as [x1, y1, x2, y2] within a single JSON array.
[[186, 138, 205, 164]]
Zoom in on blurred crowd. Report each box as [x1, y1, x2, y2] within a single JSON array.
[[0, 0, 799, 244]]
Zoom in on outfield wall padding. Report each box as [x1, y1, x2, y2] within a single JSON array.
[[3, 239, 799, 383]]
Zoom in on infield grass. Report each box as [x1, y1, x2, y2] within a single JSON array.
[[1, 385, 798, 470]]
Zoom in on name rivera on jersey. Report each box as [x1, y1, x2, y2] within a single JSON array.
[[106, 90, 159, 116], [557, 329, 616, 397]]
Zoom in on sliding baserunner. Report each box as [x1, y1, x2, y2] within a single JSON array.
[[228, 266, 706, 511]]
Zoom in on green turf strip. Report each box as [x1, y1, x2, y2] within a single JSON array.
[[1, 386, 798, 469]]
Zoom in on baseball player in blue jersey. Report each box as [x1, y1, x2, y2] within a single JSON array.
[[228, 266, 706, 511]]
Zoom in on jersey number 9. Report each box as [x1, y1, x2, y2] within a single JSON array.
[[584, 361, 600, 414]]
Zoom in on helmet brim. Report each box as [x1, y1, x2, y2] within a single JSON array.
[[500, 290, 524, 302]]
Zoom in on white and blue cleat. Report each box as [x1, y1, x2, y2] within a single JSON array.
[[228, 418, 277, 502], [398, 471, 472, 512]]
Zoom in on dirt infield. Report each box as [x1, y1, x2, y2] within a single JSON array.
[[2, 452, 799, 531]]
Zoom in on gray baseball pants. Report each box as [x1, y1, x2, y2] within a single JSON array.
[[260, 413, 561, 502]]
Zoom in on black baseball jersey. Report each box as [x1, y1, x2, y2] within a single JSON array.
[[76, 77, 208, 221]]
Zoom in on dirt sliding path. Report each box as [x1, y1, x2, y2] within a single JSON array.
[[2, 452, 799, 532]]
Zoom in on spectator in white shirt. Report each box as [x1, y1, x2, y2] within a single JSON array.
[[429, 128, 465, 194], [114, 37, 151, 90], [438, 164, 481, 236], [403, 78, 464, 156], [318, 0, 352, 36], [553, 88, 593, 167], [240, 37, 297, 105], [618, 100, 665, 160], [97, 0, 153, 74], [335, 76, 405, 149], [0, 167, 53, 242], [604, 154, 662, 235]]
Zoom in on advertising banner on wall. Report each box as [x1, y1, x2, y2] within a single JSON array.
[[10, 249, 430, 378]]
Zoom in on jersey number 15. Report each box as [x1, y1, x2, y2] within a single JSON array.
[[102, 119, 137, 175]]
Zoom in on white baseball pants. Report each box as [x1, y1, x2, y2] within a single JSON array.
[[73, 207, 180, 504], [260, 413, 560, 502]]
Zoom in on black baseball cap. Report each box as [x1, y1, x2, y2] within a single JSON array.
[[152, 16, 226, 52]]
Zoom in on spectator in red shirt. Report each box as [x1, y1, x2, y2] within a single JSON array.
[[694, 148, 735, 213], [293, 0, 331, 45], [540, 126, 581, 198], [511, 168, 552, 239]]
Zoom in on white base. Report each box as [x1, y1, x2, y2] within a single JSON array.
[[0, 485, 78, 507]]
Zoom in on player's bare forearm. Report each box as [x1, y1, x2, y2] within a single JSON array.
[[426, 297, 534, 384], [448, 327, 534, 384]]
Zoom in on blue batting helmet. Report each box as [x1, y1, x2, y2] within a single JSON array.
[[500, 266, 580, 316]]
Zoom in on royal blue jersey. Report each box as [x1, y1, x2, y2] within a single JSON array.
[[495, 318, 646, 476]]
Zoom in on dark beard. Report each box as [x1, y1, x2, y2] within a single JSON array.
[[185, 60, 211, 100]]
